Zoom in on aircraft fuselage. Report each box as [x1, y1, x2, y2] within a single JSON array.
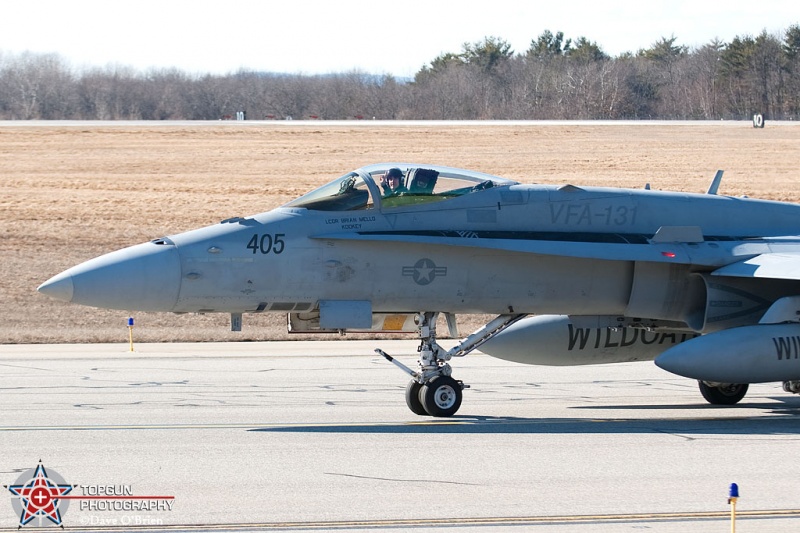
[[38, 163, 800, 415], [41, 164, 800, 332]]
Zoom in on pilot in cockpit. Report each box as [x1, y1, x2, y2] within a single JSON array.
[[380, 167, 408, 197]]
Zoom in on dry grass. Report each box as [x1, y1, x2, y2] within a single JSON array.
[[2, 121, 799, 344]]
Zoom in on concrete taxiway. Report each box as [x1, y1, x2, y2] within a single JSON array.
[[1, 340, 799, 532]]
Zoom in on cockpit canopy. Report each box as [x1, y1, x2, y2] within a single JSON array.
[[284, 163, 517, 212]]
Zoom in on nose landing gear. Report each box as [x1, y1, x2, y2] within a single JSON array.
[[377, 312, 525, 417]]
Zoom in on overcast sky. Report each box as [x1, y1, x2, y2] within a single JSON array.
[[2, 0, 797, 77]]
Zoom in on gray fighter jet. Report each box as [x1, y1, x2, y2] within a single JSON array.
[[38, 163, 800, 416]]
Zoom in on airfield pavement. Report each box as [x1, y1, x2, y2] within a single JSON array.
[[1, 340, 800, 532], [2, 121, 800, 531]]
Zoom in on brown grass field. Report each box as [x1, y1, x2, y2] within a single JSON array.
[[2, 121, 799, 344]]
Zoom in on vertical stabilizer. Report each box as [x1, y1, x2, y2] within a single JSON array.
[[706, 170, 724, 195]]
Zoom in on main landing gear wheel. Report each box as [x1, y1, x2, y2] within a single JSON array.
[[420, 375, 463, 417], [699, 381, 749, 405], [405, 380, 427, 416]]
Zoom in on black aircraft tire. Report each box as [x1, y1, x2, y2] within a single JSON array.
[[698, 381, 749, 405], [420, 376, 463, 417], [405, 380, 428, 416]]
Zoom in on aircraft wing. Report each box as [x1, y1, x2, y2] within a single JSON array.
[[312, 230, 772, 268], [711, 252, 800, 280]]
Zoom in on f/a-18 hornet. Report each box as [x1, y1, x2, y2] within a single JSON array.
[[39, 163, 800, 416]]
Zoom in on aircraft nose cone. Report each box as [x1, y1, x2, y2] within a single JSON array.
[[37, 271, 74, 302], [38, 241, 182, 311]]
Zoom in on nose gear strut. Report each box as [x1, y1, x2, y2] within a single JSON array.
[[377, 312, 525, 416]]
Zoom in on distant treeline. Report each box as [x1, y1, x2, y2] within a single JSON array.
[[2, 26, 800, 120]]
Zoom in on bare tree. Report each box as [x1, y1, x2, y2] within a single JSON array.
[[3, 26, 800, 121], [0, 52, 75, 118]]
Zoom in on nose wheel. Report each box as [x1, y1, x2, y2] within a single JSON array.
[[404, 380, 426, 416], [379, 312, 525, 417], [405, 376, 464, 417], [420, 376, 463, 417]]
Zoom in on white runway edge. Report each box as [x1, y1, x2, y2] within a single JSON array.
[[3, 119, 800, 127]]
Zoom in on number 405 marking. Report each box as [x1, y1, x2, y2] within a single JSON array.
[[247, 233, 286, 254]]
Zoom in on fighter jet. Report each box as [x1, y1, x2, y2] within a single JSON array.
[[38, 163, 800, 416]]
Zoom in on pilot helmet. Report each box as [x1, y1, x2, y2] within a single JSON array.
[[386, 168, 403, 181]]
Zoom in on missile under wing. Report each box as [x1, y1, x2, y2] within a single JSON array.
[[38, 163, 800, 416]]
